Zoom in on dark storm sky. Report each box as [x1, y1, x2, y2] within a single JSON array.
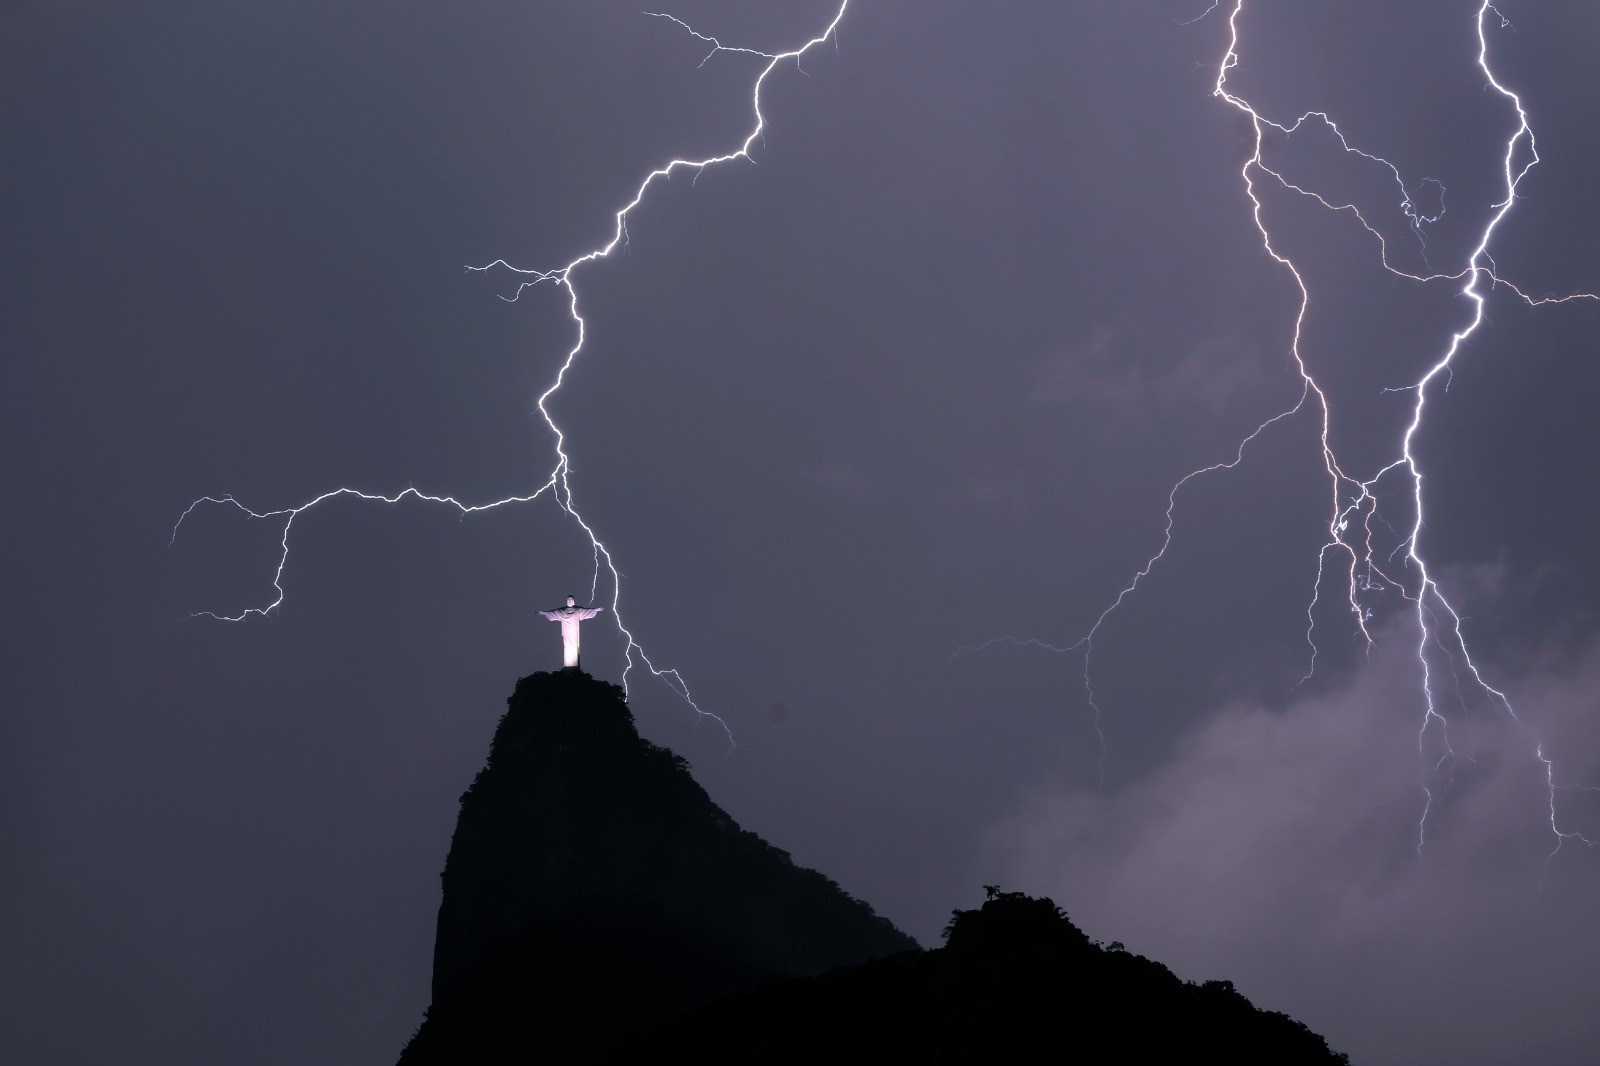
[[7, 2, 1600, 1063]]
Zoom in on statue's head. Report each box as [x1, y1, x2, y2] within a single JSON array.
[[566, 595, 577, 607]]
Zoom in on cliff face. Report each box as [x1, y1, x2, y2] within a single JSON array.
[[398, 670, 916, 1064]]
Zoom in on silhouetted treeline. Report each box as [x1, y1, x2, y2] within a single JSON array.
[[624, 890, 1349, 1063]]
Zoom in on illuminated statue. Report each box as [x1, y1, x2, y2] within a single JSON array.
[[539, 596, 604, 670]]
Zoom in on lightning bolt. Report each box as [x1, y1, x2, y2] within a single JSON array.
[[970, 1, 1596, 858], [171, 4, 853, 742]]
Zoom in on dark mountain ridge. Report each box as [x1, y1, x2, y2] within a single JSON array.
[[626, 890, 1349, 1063], [399, 669, 1346, 1063]]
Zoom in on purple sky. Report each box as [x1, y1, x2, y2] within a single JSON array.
[[7, 2, 1600, 1063]]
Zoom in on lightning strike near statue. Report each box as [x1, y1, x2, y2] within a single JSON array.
[[167, 0, 1594, 868], [170, 4, 852, 743]]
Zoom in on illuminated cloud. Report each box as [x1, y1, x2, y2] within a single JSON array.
[[983, 633, 1600, 1066]]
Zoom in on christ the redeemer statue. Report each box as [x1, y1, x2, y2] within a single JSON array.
[[539, 596, 604, 670]]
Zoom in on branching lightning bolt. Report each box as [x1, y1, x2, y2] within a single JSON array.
[[171, 4, 853, 743], [968, 1, 1597, 859]]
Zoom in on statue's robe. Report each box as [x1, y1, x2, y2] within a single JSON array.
[[538, 604, 604, 667]]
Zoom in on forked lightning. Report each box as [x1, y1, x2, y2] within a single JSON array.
[[173, 4, 853, 743]]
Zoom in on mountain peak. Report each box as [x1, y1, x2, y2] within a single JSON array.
[[399, 670, 916, 1064]]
